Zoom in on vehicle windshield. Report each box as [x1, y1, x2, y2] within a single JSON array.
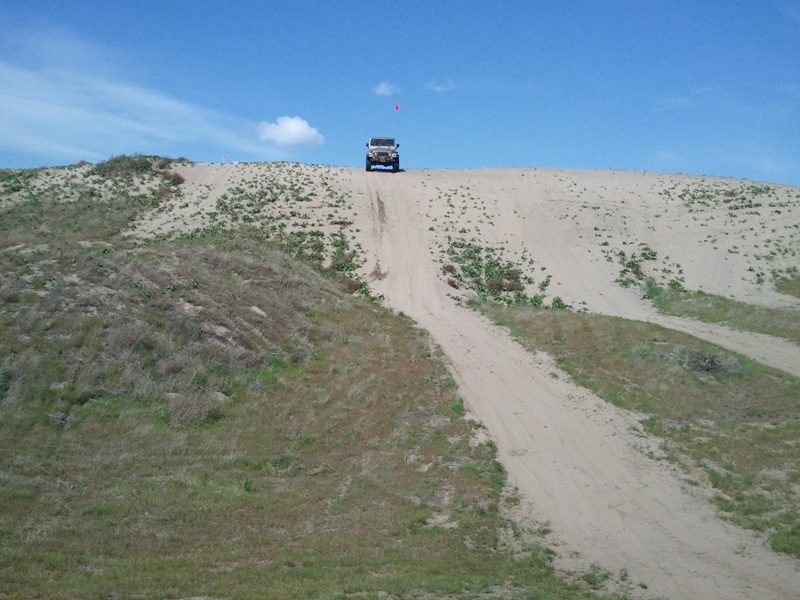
[[371, 138, 395, 147]]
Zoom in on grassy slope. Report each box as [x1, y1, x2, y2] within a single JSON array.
[[650, 287, 800, 346], [0, 160, 623, 599], [481, 305, 800, 559]]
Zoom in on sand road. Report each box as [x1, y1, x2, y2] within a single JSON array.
[[353, 169, 800, 599]]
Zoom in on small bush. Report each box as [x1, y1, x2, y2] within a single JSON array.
[[162, 171, 185, 185], [643, 279, 663, 300], [89, 154, 155, 179], [679, 349, 742, 376]]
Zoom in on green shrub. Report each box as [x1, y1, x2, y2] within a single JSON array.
[[88, 154, 156, 179]]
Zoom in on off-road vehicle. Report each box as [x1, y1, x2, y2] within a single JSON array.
[[365, 137, 400, 172]]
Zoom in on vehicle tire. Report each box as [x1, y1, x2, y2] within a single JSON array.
[[365, 159, 372, 172], [393, 160, 399, 172]]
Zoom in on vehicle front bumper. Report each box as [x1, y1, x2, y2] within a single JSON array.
[[367, 152, 398, 164]]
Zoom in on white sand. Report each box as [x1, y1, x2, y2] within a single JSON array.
[[140, 163, 800, 599]]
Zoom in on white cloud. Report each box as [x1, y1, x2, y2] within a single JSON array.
[[373, 81, 398, 96], [0, 58, 273, 163], [0, 23, 310, 165], [256, 116, 324, 146], [0, 21, 110, 73], [426, 79, 454, 93]]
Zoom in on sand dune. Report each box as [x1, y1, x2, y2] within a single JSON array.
[[139, 163, 800, 599]]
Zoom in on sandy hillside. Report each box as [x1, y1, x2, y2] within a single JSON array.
[[138, 162, 800, 599]]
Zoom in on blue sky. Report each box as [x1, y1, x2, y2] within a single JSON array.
[[2, 1, 799, 185]]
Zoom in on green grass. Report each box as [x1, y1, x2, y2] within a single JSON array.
[[442, 237, 547, 306], [774, 267, 800, 299], [650, 287, 800, 346], [1, 161, 628, 599], [482, 304, 800, 558]]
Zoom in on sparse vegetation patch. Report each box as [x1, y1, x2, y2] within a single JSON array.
[[482, 305, 800, 558], [651, 287, 800, 346], [88, 153, 155, 179], [443, 237, 550, 306], [774, 266, 800, 298]]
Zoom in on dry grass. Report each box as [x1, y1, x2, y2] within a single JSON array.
[[1, 163, 622, 599]]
